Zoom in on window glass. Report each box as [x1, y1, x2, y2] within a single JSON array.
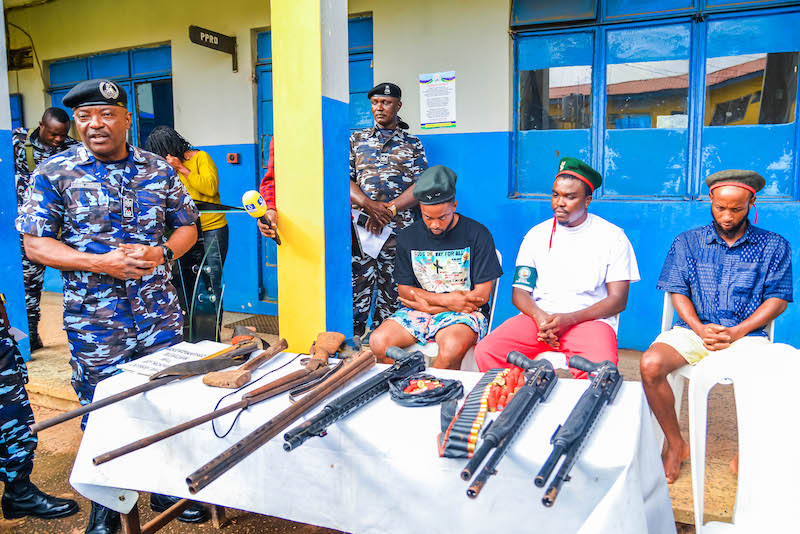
[[705, 52, 798, 126], [606, 59, 689, 129], [135, 80, 175, 146], [519, 65, 592, 130]]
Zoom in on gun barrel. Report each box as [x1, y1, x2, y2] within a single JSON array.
[[534, 444, 565, 488], [31, 376, 177, 434], [460, 438, 497, 481], [541, 452, 576, 507], [466, 465, 493, 499], [92, 365, 328, 465], [186, 351, 376, 494]]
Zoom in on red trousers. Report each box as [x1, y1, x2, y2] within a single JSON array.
[[473, 314, 618, 379]]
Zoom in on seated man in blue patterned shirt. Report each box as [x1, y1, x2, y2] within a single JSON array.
[[640, 169, 793, 484]]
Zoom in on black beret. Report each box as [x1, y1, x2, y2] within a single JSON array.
[[706, 169, 765, 193], [414, 165, 457, 205], [367, 82, 401, 100], [62, 79, 128, 109]]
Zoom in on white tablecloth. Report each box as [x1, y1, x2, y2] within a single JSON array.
[[70, 346, 676, 534]]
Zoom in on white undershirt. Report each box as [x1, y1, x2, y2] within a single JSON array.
[[513, 213, 640, 333]]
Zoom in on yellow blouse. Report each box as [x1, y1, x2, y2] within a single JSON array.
[[181, 151, 227, 231]]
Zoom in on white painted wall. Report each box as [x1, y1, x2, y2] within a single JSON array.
[[350, 0, 513, 135], [7, 0, 512, 144]]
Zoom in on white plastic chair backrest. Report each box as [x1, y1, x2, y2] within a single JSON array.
[[661, 292, 775, 341], [485, 249, 503, 331], [689, 347, 798, 532]]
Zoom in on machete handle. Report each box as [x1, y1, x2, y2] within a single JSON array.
[[240, 338, 288, 372]]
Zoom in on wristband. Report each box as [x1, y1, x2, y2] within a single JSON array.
[[388, 203, 397, 216]]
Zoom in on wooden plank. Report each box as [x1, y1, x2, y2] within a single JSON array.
[[211, 504, 227, 529], [141, 498, 191, 534], [120, 503, 142, 534]]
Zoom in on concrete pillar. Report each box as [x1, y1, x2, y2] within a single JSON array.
[[0, 8, 29, 357], [271, 0, 352, 351]]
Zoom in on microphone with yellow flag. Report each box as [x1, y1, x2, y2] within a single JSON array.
[[242, 190, 281, 245]]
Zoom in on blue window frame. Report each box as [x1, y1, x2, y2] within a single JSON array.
[[513, 2, 800, 201], [9, 94, 23, 129], [48, 45, 172, 146]]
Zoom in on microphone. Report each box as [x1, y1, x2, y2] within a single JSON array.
[[242, 190, 281, 245]]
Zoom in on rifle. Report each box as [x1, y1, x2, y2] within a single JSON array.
[[461, 352, 557, 499], [186, 349, 376, 494], [30, 339, 259, 434], [534, 356, 623, 507], [92, 338, 296, 465], [283, 346, 425, 451]]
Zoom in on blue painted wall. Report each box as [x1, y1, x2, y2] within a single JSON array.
[[0, 129, 29, 359], [322, 96, 354, 336], [419, 131, 800, 351]]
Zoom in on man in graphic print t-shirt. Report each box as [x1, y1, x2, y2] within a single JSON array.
[[368, 165, 502, 369]]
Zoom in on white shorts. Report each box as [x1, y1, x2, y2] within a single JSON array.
[[652, 326, 770, 365]]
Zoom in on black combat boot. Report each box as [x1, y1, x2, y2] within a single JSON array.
[[85, 501, 120, 534], [1, 476, 79, 519], [28, 325, 43, 352], [150, 493, 210, 523]]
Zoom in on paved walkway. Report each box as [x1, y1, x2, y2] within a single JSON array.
[[8, 292, 741, 532]]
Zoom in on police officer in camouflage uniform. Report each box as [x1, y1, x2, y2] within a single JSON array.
[[350, 82, 428, 337], [16, 79, 208, 533], [12, 107, 79, 351], [0, 293, 79, 521]]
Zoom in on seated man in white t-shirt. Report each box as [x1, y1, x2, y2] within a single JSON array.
[[473, 157, 640, 378]]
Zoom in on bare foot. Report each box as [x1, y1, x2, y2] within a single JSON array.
[[729, 453, 739, 475], [662, 439, 691, 484]]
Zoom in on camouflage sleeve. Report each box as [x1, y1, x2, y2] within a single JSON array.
[[411, 137, 428, 179], [164, 165, 199, 228], [349, 132, 357, 183], [14, 166, 64, 238]]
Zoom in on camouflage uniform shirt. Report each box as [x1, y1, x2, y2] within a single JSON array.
[[15, 144, 199, 333], [12, 126, 79, 210], [349, 126, 428, 232]]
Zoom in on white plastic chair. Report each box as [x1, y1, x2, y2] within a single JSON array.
[[658, 292, 775, 449], [688, 347, 798, 532], [408, 250, 502, 371]]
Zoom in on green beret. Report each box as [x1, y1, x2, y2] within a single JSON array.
[[413, 165, 457, 205], [705, 169, 765, 193], [63, 79, 128, 109], [555, 157, 602, 192]]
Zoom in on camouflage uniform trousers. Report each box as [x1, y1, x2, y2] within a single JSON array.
[[68, 307, 183, 430], [352, 243, 398, 337], [20, 235, 46, 329], [0, 348, 36, 484]]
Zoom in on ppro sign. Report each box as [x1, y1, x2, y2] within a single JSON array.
[[189, 25, 238, 71]]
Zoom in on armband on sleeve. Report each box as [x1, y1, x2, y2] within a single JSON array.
[[512, 266, 537, 291]]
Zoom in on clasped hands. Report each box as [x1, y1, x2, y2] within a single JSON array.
[[697, 323, 741, 351], [399, 289, 486, 315], [362, 199, 393, 235], [100, 244, 164, 280], [535, 312, 577, 349]]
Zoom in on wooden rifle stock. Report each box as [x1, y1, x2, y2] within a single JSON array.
[[185, 350, 376, 494]]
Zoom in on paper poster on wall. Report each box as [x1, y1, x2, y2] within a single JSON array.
[[420, 71, 456, 129]]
